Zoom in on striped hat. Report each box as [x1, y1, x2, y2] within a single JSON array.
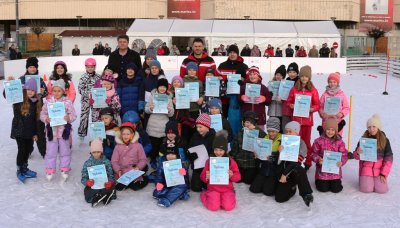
[[196, 113, 211, 128], [246, 66, 262, 81], [101, 72, 115, 83]]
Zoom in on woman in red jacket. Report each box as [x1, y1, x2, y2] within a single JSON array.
[[286, 65, 320, 170], [297, 46, 307, 57]]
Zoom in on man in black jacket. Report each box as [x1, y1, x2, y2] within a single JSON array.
[[240, 44, 251, 56], [72, 45, 80, 56], [285, 44, 294, 57], [319, 43, 331, 58], [107, 35, 142, 81], [92, 43, 102, 55]]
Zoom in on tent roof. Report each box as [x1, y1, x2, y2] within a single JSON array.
[[169, 19, 213, 36], [126, 19, 173, 37], [254, 21, 297, 38], [295, 21, 340, 38], [211, 20, 254, 37]]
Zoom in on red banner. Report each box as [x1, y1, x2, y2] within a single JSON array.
[[360, 0, 394, 31], [168, 0, 200, 19]]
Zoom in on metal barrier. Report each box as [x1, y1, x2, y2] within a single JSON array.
[[379, 56, 400, 78], [346, 56, 384, 71]]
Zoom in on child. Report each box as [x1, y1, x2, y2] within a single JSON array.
[[187, 113, 216, 192], [230, 111, 266, 185], [353, 114, 393, 194], [78, 58, 101, 140], [94, 65, 118, 89], [145, 78, 175, 166], [122, 111, 153, 157], [117, 62, 143, 118], [142, 48, 160, 77], [311, 118, 348, 193], [112, 122, 148, 191], [250, 117, 282, 196], [318, 72, 349, 136], [207, 98, 233, 143], [276, 121, 313, 206], [91, 73, 121, 123], [11, 78, 42, 182], [239, 66, 272, 130], [159, 120, 188, 168], [267, 65, 286, 125], [47, 61, 76, 103], [281, 62, 299, 133], [201, 68, 227, 115], [152, 147, 190, 208], [169, 75, 189, 136], [40, 79, 77, 181], [100, 108, 120, 160], [200, 130, 241, 211], [286, 65, 320, 170], [81, 139, 116, 207]]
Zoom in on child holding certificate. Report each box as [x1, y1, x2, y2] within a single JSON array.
[[47, 61, 76, 103], [207, 98, 233, 143], [117, 63, 143, 118], [145, 78, 174, 167], [281, 62, 299, 132], [81, 139, 116, 207], [318, 72, 349, 136], [230, 111, 266, 185], [250, 117, 282, 196], [353, 114, 393, 194], [267, 65, 286, 125], [40, 79, 77, 181], [239, 66, 272, 130], [200, 131, 241, 211], [311, 118, 348, 193], [276, 121, 313, 206], [122, 111, 153, 158], [100, 108, 120, 160], [169, 75, 190, 136], [159, 121, 188, 169], [111, 122, 148, 191], [91, 73, 121, 123], [286, 65, 320, 170], [11, 78, 42, 182]]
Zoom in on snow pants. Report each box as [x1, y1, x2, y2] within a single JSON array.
[[45, 138, 71, 173], [200, 190, 236, 211], [275, 165, 313, 203], [359, 176, 388, 194], [299, 125, 312, 167], [315, 179, 343, 193], [153, 184, 188, 207]]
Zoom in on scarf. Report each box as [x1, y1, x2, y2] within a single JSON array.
[[106, 88, 116, 98], [29, 97, 38, 103], [325, 85, 341, 96]]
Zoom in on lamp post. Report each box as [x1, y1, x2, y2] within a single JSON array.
[[15, 0, 20, 47], [76, 16, 82, 30]]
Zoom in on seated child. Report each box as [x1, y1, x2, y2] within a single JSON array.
[[207, 98, 233, 143], [100, 108, 120, 160]]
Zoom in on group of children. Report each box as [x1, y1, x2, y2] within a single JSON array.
[[7, 56, 393, 210]]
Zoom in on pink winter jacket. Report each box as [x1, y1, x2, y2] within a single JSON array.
[[353, 134, 393, 178], [319, 88, 349, 125], [40, 96, 77, 139], [47, 80, 77, 103], [311, 135, 348, 180], [286, 85, 320, 126], [111, 131, 147, 180], [200, 157, 241, 192]]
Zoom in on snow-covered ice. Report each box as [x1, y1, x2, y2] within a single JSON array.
[[0, 69, 399, 227]]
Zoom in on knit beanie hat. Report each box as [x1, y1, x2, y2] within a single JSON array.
[[149, 60, 161, 69], [24, 78, 38, 92], [213, 130, 229, 152], [51, 79, 66, 91], [145, 47, 157, 60], [196, 113, 211, 128], [186, 62, 198, 72], [100, 107, 114, 118], [171, 75, 183, 85], [207, 98, 222, 112], [246, 66, 262, 81], [227, 45, 239, 55], [299, 65, 312, 79], [328, 72, 340, 84], [243, 111, 258, 126], [324, 117, 338, 133], [266, 117, 280, 132], [126, 62, 138, 72], [101, 72, 115, 83], [287, 62, 299, 74], [157, 78, 169, 89], [165, 120, 179, 135], [367, 114, 382, 130], [275, 65, 286, 79], [26, 57, 39, 69], [285, 121, 301, 135], [206, 68, 215, 75], [90, 139, 103, 153]]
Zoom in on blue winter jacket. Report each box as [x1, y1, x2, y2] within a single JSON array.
[[117, 73, 143, 117]]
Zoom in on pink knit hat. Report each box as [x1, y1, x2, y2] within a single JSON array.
[[90, 139, 103, 153], [196, 113, 211, 128], [328, 72, 340, 84], [171, 75, 183, 85], [101, 72, 115, 83]]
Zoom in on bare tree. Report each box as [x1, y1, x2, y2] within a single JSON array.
[[29, 20, 47, 51], [109, 19, 132, 30], [366, 27, 386, 55]]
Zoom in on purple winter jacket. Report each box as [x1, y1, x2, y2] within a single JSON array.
[[311, 135, 348, 180]]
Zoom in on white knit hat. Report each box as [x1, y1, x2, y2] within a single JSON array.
[[367, 114, 382, 129]]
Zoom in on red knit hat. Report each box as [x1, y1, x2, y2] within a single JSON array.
[[328, 72, 340, 84], [196, 113, 211, 128], [246, 66, 262, 82]]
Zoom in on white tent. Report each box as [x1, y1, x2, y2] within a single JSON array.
[[126, 19, 341, 56]]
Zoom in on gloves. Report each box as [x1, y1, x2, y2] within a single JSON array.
[[62, 123, 72, 140], [187, 152, 199, 162], [89, 98, 94, 106], [241, 95, 251, 102], [156, 183, 164, 191], [105, 98, 111, 104], [46, 124, 53, 141], [255, 96, 266, 103], [86, 179, 94, 187], [104, 181, 113, 189], [237, 79, 244, 86], [179, 168, 186, 176]]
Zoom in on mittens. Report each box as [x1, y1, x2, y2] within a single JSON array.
[[89, 98, 94, 106], [179, 168, 186, 176], [104, 181, 113, 189], [62, 123, 72, 140], [105, 98, 111, 104], [86, 179, 94, 187], [156, 183, 164, 191], [46, 124, 53, 141]]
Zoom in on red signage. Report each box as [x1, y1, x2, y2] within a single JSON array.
[[168, 0, 200, 19], [360, 0, 394, 31], [332, 42, 339, 49]]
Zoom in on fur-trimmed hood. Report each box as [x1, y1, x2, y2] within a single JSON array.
[[115, 130, 140, 144]]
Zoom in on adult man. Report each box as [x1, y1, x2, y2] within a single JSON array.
[[285, 44, 294, 57], [319, 43, 331, 58], [103, 43, 111, 56], [240, 44, 251, 56], [98, 41, 105, 55], [72, 44, 80, 56], [108, 34, 142, 80], [179, 38, 217, 82], [14, 47, 22, 59], [308, 45, 319, 58], [162, 42, 170, 55], [8, 44, 17, 60], [92, 43, 102, 55]]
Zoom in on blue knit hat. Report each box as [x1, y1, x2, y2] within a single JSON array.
[[24, 78, 37, 92], [186, 62, 198, 73], [126, 62, 138, 72], [149, 60, 161, 70], [207, 98, 222, 112]]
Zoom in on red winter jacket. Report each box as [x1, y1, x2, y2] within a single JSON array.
[[239, 82, 272, 125], [286, 85, 320, 126], [264, 48, 274, 57], [200, 157, 241, 192], [180, 52, 218, 82], [297, 50, 307, 57], [157, 47, 165, 56]]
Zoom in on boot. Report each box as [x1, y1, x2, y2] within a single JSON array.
[[92, 193, 107, 207], [103, 189, 116, 206], [46, 173, 54, 181], [348, 152, 354, 160], [17, 166, 27, 183], [21, 164, 37, 178], [302, 193, 314, 207], [61, 172, 69, 181]]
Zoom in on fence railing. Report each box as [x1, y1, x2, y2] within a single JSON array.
[[379, 56, 400, 78], [346, 56, 385, 71]]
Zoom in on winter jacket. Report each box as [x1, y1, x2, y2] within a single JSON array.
[[278, 139, 307, 176], [183, 75, 204, 112], [264, 48, 274, 57], [308, 48, 319, 58], [281, 77, 299, 117], [145, 90, 174, 138], [240, 48, 251, 57], [188, 129, 216, 164], [92, 89, 121, 123], [286, 85, 320, 126], [239, 83, 272, 126], [107, 48, 142, 80], [250, 48, 261, 57], [227, 94, 242, 137], [72, 48, 80, 56], [117, 74, 143, 116], [137, 128, 153, 156], [354, 132, 393, 178], [11, 99, 39, 139], [47, 79, 77, 103], [157, 47, 165, 56], [230, 127, 267, 168], [111, 131, 147, 179], [285, 48, 294, 57], [103, 123, 119, 160], [180, 52, 217, 82], [319, 47, 330, 58], [221, 117, 234, 143], [159, 136, 187, 161], [218, 56, 249, 79], [268, 80, 283, 117], [81, 155, 115, 185], [139, 72, 165, 110], [78, 72, 101, 100], [297, 50, 307, 57], [40, 96, 77, 139], [200, 157, 241, 192], [257, 133, 282, 177], [319, 87, 350, 125], [311, 135, 348, 180]]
